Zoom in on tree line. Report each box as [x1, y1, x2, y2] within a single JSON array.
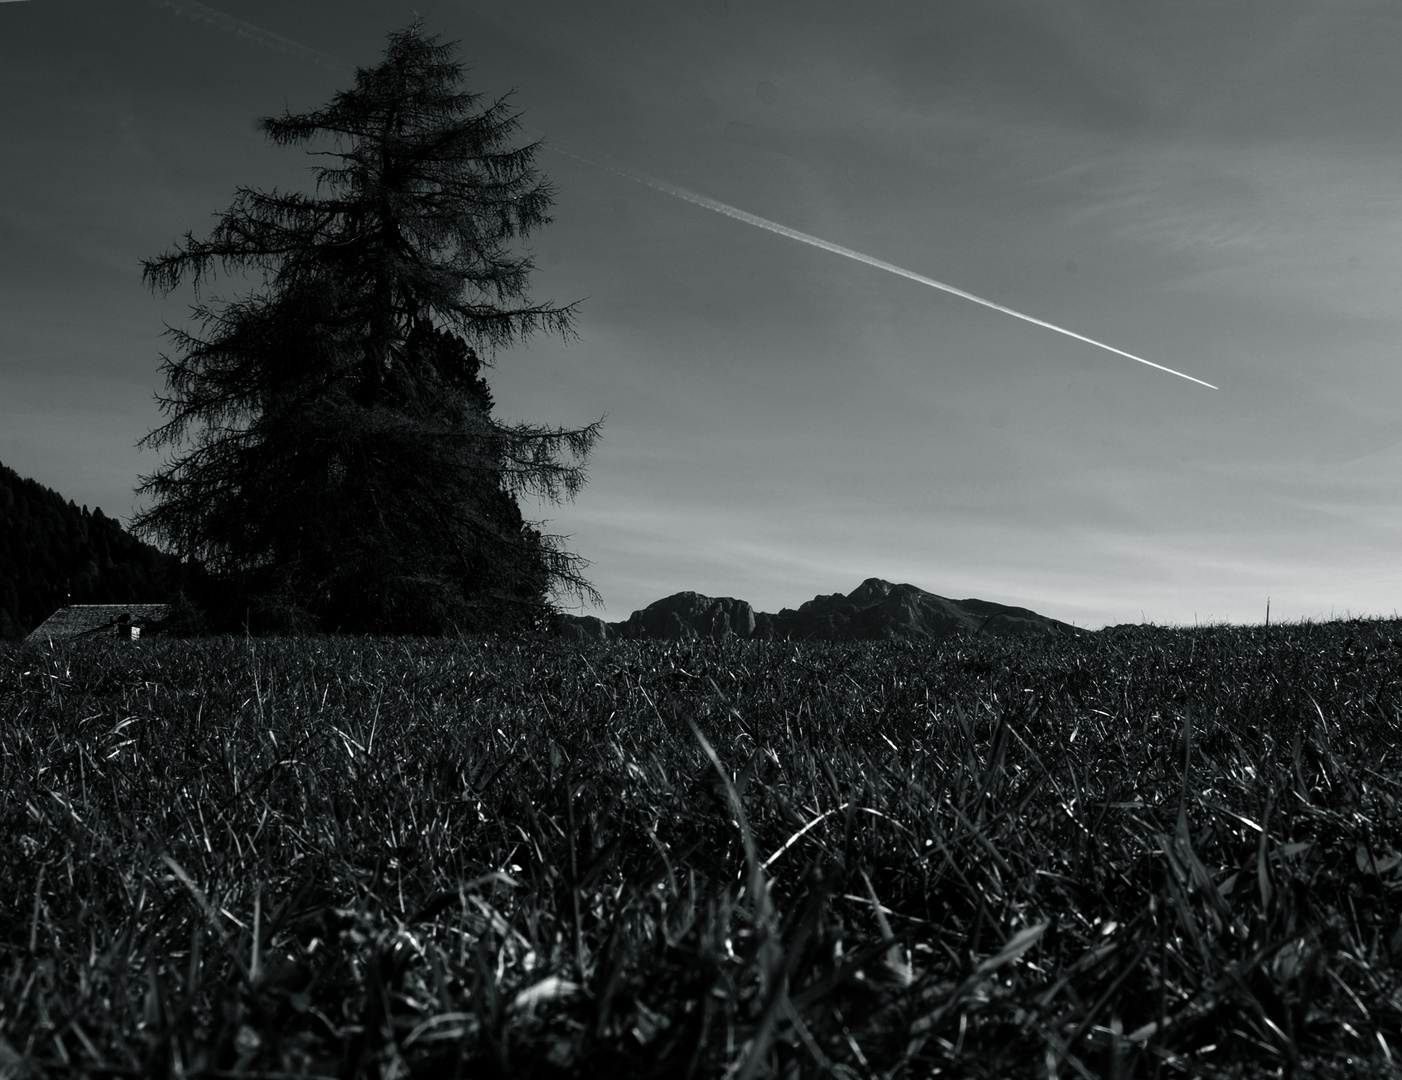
[[0, 463, 181, 639]]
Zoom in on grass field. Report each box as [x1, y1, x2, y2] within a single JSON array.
[[4, 620, 1402, 1078]]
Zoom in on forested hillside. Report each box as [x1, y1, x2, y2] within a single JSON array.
[[0, 462, 181, 638]]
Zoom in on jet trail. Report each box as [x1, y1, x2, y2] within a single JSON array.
[[139, 0, 1215, 391], [145, 0, 348, 72], [549, 146, 1218, 391]]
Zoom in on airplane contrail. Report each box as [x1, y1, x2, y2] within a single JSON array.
[[145, 0, 348, 72], [548, 146, 1218, 391], [141, 0, 1217, 391]]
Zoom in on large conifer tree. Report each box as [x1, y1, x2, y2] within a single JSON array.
[[136, 24, 600, 633]]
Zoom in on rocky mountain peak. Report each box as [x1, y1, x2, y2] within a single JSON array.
[[556, 578, 1083, 643]]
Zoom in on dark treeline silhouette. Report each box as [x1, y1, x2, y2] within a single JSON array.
[[7, 25, 603, 640], [0, 462, 183, 639]]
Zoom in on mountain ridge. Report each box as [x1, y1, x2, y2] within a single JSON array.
[[1, 462, 1083, 643], [555, 577, 1085, 643]]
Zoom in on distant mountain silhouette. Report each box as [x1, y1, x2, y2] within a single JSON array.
[[0, 462, 183, 639], [556, 577, 1084, 643], [0, 459, 1084, 643]]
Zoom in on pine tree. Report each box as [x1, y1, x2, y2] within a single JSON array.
[[135, 24, 601, 633]]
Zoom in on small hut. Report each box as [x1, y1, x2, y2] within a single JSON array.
[[25, 604, 171, 643]]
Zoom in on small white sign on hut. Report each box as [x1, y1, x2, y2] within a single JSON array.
[[25, 605, 171, 643]]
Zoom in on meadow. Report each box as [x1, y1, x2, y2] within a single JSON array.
[[3, 620, 1402, 1078]]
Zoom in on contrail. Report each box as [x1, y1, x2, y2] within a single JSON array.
[[145, 0, 349, 72], [549, 145, 1218, 391], [142, 1, 1216, 391]]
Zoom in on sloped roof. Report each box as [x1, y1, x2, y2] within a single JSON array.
[[25, 604, 171, 642]]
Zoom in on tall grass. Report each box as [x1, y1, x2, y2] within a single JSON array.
[[2, 620, 1401, 1077]]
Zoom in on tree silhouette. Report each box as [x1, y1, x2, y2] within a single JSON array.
[[136, 24, 601, 633], [0, 462, 183, 639]]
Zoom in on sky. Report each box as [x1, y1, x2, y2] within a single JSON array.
[[4, 0, 1402, 629]]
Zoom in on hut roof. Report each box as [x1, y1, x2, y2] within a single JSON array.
[[25, 604, 171, 643]]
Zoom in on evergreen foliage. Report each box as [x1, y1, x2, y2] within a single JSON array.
[[135, 24, 601, 634], [0, 462, 180, 639]]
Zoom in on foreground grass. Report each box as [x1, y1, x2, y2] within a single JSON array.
[[2, 622, 1402, 1078]]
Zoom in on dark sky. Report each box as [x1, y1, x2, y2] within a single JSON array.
[[4, 0, 1402, 627]]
